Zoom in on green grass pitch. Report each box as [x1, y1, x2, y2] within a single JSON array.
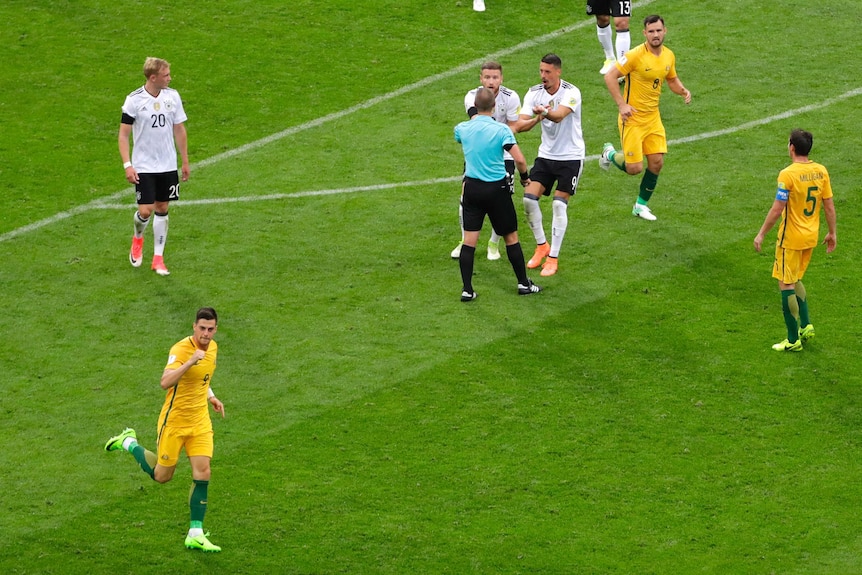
[[2, 0, 862, 573]]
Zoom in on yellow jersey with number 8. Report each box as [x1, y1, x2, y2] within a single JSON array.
[[616, 43, 677, 127]]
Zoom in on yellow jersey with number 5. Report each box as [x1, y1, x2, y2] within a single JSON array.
[[775, 161, 832, 250], [615, 43, 677, 126]]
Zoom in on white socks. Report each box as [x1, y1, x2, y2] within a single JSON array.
[[616, 30, 630, 61], [598, 24, 630, 62], [133, 211, 150, 237], [597, 24, 614, 60], [153, 214, 169, 257], [550, 198, 568, 258], [523, 195, 546, 245]]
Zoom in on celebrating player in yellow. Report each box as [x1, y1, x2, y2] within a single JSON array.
[[754, 130, 837, 351], [105, 307, 226, 552], [600, 14, 691, 221]]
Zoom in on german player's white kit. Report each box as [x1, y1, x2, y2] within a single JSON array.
[[522, 80, 585, 161], [464, 86, 521, 161], [122, 86, 188, 173]]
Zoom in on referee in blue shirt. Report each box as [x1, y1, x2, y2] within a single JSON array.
[[454, 88, 542, 301]]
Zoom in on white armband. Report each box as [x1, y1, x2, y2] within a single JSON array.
[[123, 161, 132, 169], [208, 388, 215, 399]]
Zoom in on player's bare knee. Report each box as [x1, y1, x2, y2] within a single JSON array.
[[192, 468, 212, 481], [647, 159, 664, 174], [154, 469, 174, 484], [626, 163, 643, 175]]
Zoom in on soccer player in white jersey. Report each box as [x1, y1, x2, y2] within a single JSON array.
[[516, 54, 586, 277], [452, 62, 524, 262], [119, 57, 189, 276]]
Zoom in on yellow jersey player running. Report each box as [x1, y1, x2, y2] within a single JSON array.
[[754, 129, 837, 351], [105, 307, 226, 551], [599, 14, 691, 221]]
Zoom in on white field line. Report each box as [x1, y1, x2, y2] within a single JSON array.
[[85, 85, 862, 210], [0, 1, 658, 245], [8, 1, 858, 239], [668, 86, 862, 145]]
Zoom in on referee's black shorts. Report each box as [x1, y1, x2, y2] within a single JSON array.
[[462, 176, 518, 236]]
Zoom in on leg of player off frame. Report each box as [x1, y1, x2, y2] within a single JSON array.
[[487, 228, 502, 260], [597, 20, 616, 74], [451, 199, 465, 259]]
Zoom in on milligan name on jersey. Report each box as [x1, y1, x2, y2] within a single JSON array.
[[799, 172, 824, 182]]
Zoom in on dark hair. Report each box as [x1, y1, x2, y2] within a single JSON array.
[[541, 53, 562, 68], [196, 307, 218, 323], [474, 87, 495, 112], [643, 14, 665, 27], [480, 61, 502, 72], [789, 129, 813, 156]]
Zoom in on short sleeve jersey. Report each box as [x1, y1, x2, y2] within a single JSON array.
[[521, 80, 585, 161], [121, 86, 188, 173], [454, 115, 516, 182], [775, 161, 833, 250], [464, 86, 521, 160], [615, 43, 677, 127], [158, 337, 217, 428]]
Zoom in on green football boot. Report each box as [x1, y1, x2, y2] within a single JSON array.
[[799, 324, 815, 343], [104, 428, 136, 452], [772, 339, 803, 352], [185, 532, 221, 552]]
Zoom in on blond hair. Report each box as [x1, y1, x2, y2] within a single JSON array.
[[143, 57, 170, 78]]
